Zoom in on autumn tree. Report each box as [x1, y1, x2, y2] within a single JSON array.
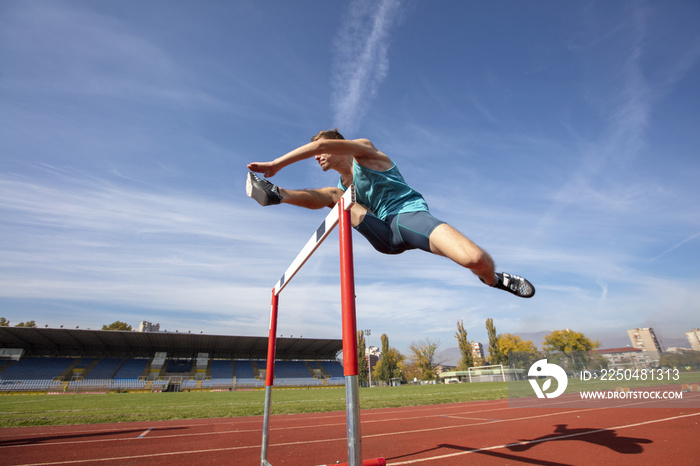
[[409, 338, 443, 381], [543, 329, 600, 371], [486, 318, 505, 365], [498, 333, 538, 369], [455, 320, 474, 370], [101, 321, 133, 331], [374, 333, 390, 382], [0, 317, 9, 327], [660, 352, 700, 371], [399, 359, 421, 383], [373, 334, 404, 383], [357, 330, 369, 385], [498, 333, 537, 356]]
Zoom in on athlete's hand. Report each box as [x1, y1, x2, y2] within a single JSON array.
[[247, 161, 278, 178]]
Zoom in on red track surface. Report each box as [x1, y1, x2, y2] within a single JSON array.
[[2, 395, 699, 465]]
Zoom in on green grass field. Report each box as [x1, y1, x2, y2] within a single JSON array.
[[2, 373, 697, 429], [0, 383, 509, 428]]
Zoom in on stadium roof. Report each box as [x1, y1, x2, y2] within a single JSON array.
[[0, 327, 342, 360]]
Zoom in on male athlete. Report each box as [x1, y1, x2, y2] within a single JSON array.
[[246, 129, 534, 298]]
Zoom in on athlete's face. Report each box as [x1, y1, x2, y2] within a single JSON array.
[[314, 153, 332, 171], [314, 136, 334, 171], [312, 136, 352, 174]]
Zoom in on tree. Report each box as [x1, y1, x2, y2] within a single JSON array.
[[497, 333, 538, 369], [15, 320, 37, 328], [357, 330, 368, 385], [543, 329, 600, 353], [386, 348, 405, 380], [378, 333, 391, 381], [660, 352, 700, 371], [542, 329, 600, 371], [455, 320, 474, 370], [373, 334, 404, 383], [0, 317, 9, 327], [101, 321, 133, 331], [409, 338, 443, 381], [486, 318, 505, 365], [399, 359, 421, 383], [498, 333, 537, 356], [373, 334, 390, 382]]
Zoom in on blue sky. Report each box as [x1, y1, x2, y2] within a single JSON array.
[[2, 0, 699, 354]]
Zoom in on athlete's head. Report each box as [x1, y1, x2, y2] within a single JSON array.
[[311, 128, 344, 142], [310, 128, 349, 172]]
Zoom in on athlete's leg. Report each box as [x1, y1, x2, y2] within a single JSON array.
[[247, 173, 367, 222], [278, 187, 343, 209], [428, 223, 496, 285], [280, 187, 368, 226]]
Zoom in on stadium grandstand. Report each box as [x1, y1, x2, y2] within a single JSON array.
[[0, 327, 344, 393]]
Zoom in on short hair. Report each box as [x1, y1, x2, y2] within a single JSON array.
[[311, 128, 345, 142]]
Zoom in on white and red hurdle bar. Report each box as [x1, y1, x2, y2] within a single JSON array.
[[260, 185, 384, 466]]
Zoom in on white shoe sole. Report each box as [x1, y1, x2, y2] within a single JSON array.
[[246, 172, 271, 206]]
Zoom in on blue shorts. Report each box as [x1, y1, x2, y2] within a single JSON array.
[[355, 210, 446, 255]]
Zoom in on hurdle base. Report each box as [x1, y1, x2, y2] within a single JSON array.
[[317, 458, 386, 466]]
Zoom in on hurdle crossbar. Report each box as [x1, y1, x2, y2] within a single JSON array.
[[261, 186, 382, 466], [272, 185, 355, 296]]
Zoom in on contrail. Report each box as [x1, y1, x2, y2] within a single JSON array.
[[331, 0, 402, 133]]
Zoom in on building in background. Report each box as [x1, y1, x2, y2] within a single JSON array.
[[471, 342, 485, 365], [627, 327, 663, 362], [138, 321, 160, 333], [595, 347, 651, 369], [686, 328, 700, 351]]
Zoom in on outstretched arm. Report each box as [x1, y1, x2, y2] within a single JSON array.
[[247, 138, 392, 177], [247, 140, 319, 177]]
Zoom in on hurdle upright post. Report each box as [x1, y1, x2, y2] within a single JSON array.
[[260, 292, 279, 466], [260, 186, 379, 466], [339, 192, 361, 466]]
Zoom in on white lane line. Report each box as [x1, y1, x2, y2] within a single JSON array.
[[8, 412, 699, 466], [389, 412, 700, 465]]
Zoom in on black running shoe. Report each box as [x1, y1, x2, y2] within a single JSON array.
[[494, 272, 535, 298], [246, 172, 283, 206]]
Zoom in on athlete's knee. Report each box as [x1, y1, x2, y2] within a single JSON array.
[[449, 240, 493, 271], [307, 187, 344, 208], [323, 187, 344, 206], [430, 224, 482, 263], [453, 248, 484, 269], [471, 249, 494, 272]]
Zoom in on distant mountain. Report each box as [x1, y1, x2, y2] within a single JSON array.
[[436, 346, 461, 367]]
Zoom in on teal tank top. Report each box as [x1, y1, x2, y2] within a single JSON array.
[[338, 161, 429, 220]]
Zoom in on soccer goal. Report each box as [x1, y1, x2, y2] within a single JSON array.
[[260, 185, 384, 466], [467, 364, 506, 383]]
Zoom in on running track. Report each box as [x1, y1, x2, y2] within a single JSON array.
[[1, 394, 699, 465]]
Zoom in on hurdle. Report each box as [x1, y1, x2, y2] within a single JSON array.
[[260, 185, 383, 466]]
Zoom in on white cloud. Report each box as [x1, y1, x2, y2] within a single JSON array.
[[331, 0, 403, 133]]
